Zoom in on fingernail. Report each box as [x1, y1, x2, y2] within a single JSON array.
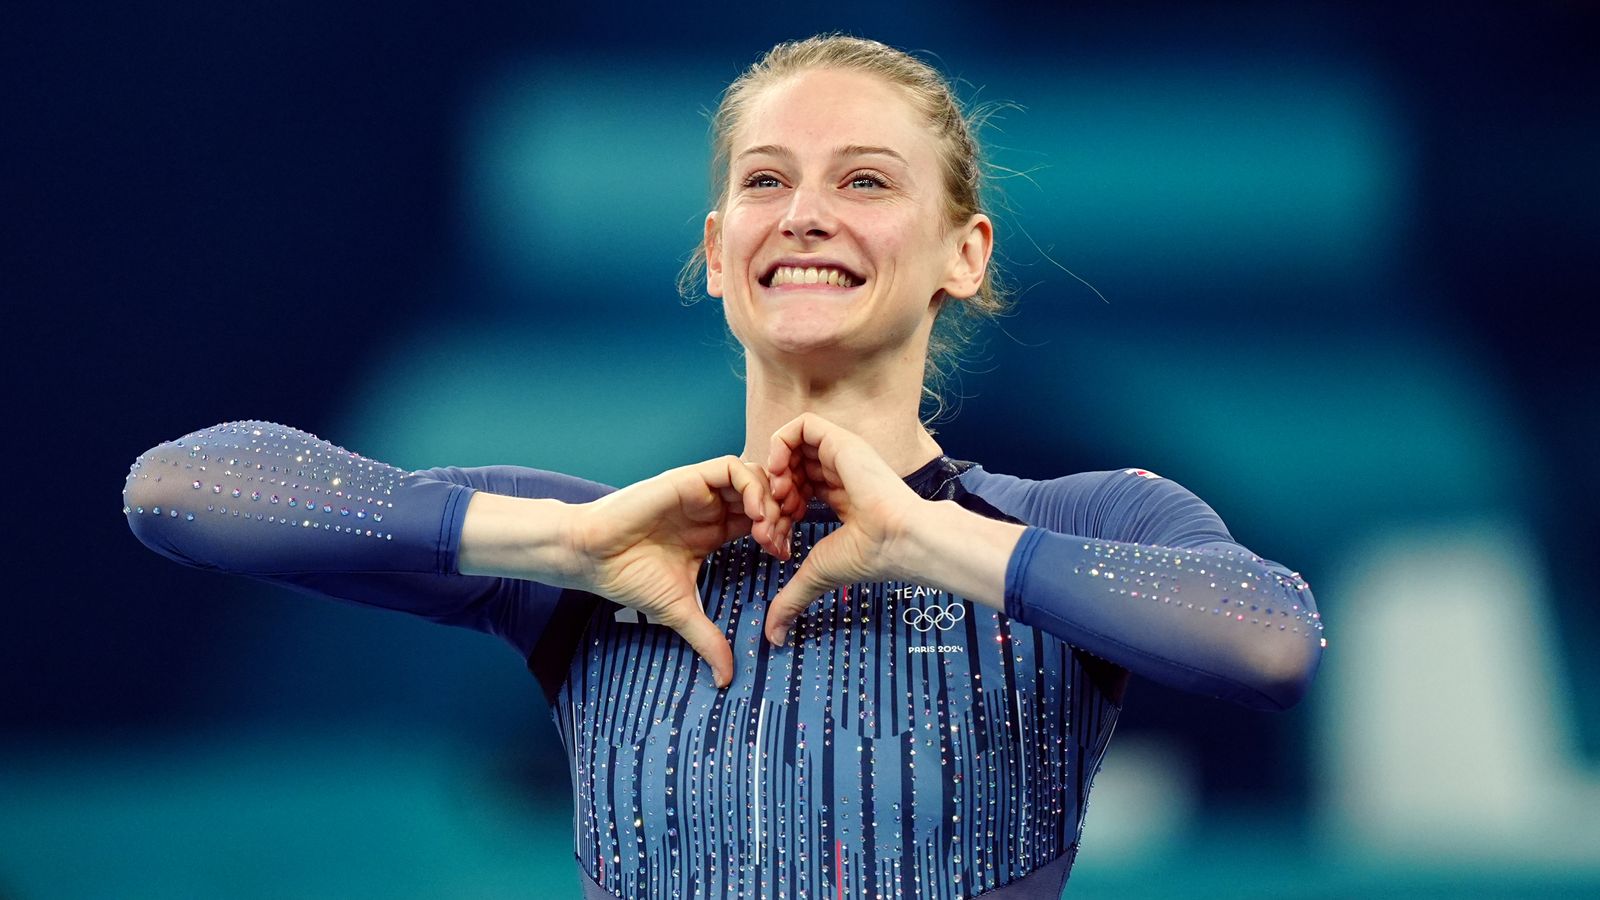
[[774, 625, 790, 645]]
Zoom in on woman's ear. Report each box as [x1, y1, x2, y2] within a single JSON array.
[[942, 213, 993, 300], [704, 212, 723, 298]]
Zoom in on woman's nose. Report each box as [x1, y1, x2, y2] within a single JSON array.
[[779, 186, 835, 242]]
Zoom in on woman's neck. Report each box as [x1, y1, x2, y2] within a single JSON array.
[[740, 354, 944, 477]]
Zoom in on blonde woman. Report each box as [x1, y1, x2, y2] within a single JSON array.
[[125, 35, 1323, 899]]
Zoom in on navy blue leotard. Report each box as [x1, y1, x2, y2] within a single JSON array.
[[124, 421, 1322, 899]]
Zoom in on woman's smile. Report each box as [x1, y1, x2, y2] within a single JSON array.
[[759, 258, 867, 291]]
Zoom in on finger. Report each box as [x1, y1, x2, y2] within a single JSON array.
[[736, 462, 787, 558], [767, 477, 794, 533], [766, 412, 821, 478], [768, 467, 791, 496], [754, 465, 780, 529], [761, 515, 788, 560], [766, 419, 796, 477], [764, 562, 830, 646], [770, 470, 808, 515], [764, 531, 846, 645], [766, 470, 801, 526], [775, 514, 797, 560], [716, 484, 765, 528], [693, 456, 757, 507], [769, 414, 854, 494], [673, 609, 734, 689], [739, 472, 766, 525], [738, 462, 774, 526], [758, 500, 787, 557], [700, 458, 778, 557], [780, 484, 807, 516], [708, 456, 766, 525]]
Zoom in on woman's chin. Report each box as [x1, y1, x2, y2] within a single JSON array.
[[736, 306, 928, 370], [751, 308, 858, 356], [763, 332, 852, 360]]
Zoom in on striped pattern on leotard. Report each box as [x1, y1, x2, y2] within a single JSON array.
[[546, 457, 1122, 899]]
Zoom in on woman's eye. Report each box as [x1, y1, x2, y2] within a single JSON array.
[[742, 172, 782, 189], [847, 171, 888, 190]]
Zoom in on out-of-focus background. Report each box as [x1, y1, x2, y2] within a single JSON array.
[[7, 2, 1598, 897]]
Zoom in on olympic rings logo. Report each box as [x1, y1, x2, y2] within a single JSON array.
[[902, 603, 967, 633]]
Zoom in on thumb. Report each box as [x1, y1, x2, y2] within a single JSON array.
[[673, 609, 734, 689], [764, 531, 851, 646]]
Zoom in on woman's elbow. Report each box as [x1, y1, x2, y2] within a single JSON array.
[[1241, 629, 1323, 711], [1236, 574, 1325, 711], [122, 442, 206, 567]]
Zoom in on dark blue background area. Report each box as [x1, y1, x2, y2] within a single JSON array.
[[6, 2, 1598, 896]]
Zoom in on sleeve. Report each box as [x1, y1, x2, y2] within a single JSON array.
[[122, 420, 614, 659], [998, 469, 1323, 712]]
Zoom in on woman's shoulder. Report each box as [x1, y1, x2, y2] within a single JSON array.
[[959, 462, 1171, 501], [958, 462, 1224, 543]]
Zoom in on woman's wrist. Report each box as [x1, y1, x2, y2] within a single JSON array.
[[893, 499, 1024, 612], [457, 492, 586, 585]]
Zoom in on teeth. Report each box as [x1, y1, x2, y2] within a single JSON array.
[[768, 265, 856, 287]]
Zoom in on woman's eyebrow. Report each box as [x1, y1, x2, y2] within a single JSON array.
[[735, 144, 791, 162], [734, 144, 908, 166], [835, 145, 907, 166]]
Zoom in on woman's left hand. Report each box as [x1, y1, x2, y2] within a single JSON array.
[[761, 413, 927, 645]]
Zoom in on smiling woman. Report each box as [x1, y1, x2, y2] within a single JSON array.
[[123, 34, 1323, 900]]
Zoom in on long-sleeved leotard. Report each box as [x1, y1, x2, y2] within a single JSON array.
[[124, 421, 1322, 899]]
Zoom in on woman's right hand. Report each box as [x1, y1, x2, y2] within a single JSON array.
[[561, 456, 786, 688]]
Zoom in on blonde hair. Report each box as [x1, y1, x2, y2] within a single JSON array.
[[679, 34, 1008, 418]]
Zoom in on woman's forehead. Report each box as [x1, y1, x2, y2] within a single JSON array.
[[731, 69, 930, 163]]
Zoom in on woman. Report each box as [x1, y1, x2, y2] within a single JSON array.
[[125, 35, 1322, 899]]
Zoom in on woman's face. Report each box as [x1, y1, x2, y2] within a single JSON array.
[[706, 68, 989, 370]]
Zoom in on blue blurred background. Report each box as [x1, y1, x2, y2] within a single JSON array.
[[7, 2, 1599, 897]]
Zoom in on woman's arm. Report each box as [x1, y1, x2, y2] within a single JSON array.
[[125, 420, 788, 688], [760, 413, 1323, 712], [901, 495, 1322, 711], [123, 420, 613, 656]]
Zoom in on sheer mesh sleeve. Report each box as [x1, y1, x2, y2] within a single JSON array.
[[122, 420, 612, 656], [970, 467, 1323, 711]]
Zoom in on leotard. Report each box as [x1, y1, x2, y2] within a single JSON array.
[[124, 421, 1322, 898]]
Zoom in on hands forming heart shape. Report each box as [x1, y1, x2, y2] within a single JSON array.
[[564, 413, 924, 688]]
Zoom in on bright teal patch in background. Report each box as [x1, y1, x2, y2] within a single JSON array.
[[462, 63, 729, 306], [340, 318, 746, 485], [1008, 327, 1532, 545], [0, 734, 580, 900], [988, 64, 1408, 292]]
